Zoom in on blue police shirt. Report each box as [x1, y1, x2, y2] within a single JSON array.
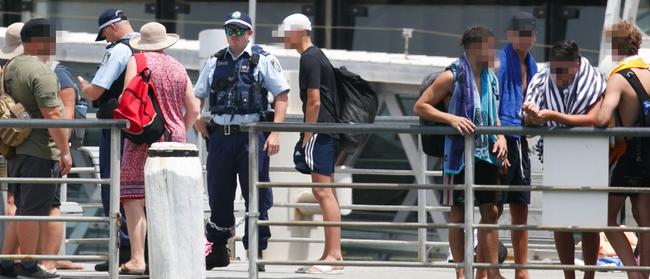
[[194, 42, 290, 125], [91, 33, 138, 90]]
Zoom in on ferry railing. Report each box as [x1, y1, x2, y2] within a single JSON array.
[[243, 123, 650, 279], [0, 119, 124, 279]]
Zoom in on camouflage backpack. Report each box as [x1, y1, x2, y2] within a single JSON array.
[[0, 59, 32, 159]]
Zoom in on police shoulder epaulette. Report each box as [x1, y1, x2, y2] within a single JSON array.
[[251, 45, 270, 56], [213, 48, 227, 59]]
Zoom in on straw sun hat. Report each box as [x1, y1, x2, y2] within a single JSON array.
[[129, 22, 179, 51]]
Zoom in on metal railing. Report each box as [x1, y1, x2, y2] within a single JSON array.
[[0, 119, 124, 279], [243, 122, 650, 279]]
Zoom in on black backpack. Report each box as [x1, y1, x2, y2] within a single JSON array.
[[418, 71, 448, 157], [618, 68, 650, 172], [333, 66, 379, 152]]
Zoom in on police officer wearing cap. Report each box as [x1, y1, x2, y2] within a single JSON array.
[[77, 8, 137, 271], [194, 11, 289, 270]]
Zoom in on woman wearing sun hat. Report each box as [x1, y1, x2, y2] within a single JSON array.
[[118, 21, 200, 275], [0, 22, 24, 65]]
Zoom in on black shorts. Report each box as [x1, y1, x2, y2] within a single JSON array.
[[611, 140, 650, 197], [440, 159, 499, 206], [8, 184, 61, 208], [8, 154, 60, 216], [500, 137, 531, 205]]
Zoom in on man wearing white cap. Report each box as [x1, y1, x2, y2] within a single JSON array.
[[279, 13, 343, 275], [0, 22, 24, 65]]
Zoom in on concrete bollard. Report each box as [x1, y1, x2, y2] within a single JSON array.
[[145, 142, 205, 279]]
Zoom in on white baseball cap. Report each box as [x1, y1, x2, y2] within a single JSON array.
[[274, 13, 311, 37]]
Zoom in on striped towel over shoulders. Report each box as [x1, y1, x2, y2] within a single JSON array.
[[524, 56, 606, 127]]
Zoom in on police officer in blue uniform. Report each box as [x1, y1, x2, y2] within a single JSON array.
[[77, 8, 137, 271], [194, 11, 290, 270]]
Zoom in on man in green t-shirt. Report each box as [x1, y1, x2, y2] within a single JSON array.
[[1, 19, 72, 279]]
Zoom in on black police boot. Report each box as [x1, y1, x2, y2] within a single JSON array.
[[206, 243, 230, 270]]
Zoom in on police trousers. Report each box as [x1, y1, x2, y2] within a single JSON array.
[[205, 130, 272, 251]]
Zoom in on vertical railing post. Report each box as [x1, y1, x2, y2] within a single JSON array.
[[60, 175, 67, 255], [108, 126, 121, 279], [463, 135, 475, 278], [248, 126, 260, 279], [416, 134, 428, 263]]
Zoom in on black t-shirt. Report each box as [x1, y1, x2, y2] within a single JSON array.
[[299, 46, 339, 124]]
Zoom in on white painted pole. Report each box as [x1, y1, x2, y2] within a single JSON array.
[[145, 143, 205, 279]]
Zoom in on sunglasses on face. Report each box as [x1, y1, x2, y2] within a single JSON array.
[[225, 27, 246, 37]]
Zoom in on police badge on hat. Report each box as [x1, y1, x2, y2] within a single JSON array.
[[232, 11, 241, 19]]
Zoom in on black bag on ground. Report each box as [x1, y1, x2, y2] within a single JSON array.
[[333, 66, 379, 152], [418, 70, 448, 157]]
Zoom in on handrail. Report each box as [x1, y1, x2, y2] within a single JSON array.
[[257, 182, 650, 193], [243, 122, 650, 279], [243, 122, 650, 137], [0, 119, 126, 128], [0, 177, 108, 184]]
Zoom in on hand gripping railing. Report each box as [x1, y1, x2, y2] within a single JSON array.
[[242, 122, 650, 279], [0, 119, 125, 279]]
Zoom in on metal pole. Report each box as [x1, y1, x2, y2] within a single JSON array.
[[248, 0, 257, 44], [463, 135, 475, 278], [324, 0, 333, 49], [416, 135, 427, 263], [60, 175, 67, 255], [248, 128, 259, 279], [108, 127, 121, 279]]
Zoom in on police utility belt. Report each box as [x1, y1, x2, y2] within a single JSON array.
[[208, 123, 241, 136]]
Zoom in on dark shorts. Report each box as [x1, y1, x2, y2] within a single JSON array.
[[500, 137, 531, 205], [294, 133, 338, 176], [8, 184, 61, 208], [610, 140, 650, 197], [440, 159, 499, 206], [8, 154, 60, 216]]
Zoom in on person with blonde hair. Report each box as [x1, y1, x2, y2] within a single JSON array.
[[596, 20, 650, 279]]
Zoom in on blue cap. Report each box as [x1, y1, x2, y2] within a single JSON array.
[[95, 9, 128, 41], [509, 11, 536, 32], [224, 11, 252, 30]]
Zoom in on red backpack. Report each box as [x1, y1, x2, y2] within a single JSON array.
[[113, 53, 167, 145]]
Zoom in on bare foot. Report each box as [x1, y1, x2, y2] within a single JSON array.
[[55, 260, 83, 270]]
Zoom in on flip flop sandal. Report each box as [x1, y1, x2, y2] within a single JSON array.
[[295, 265, 311, 273], [119, 263, 146, 275], [303, 265, 344, 275]]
